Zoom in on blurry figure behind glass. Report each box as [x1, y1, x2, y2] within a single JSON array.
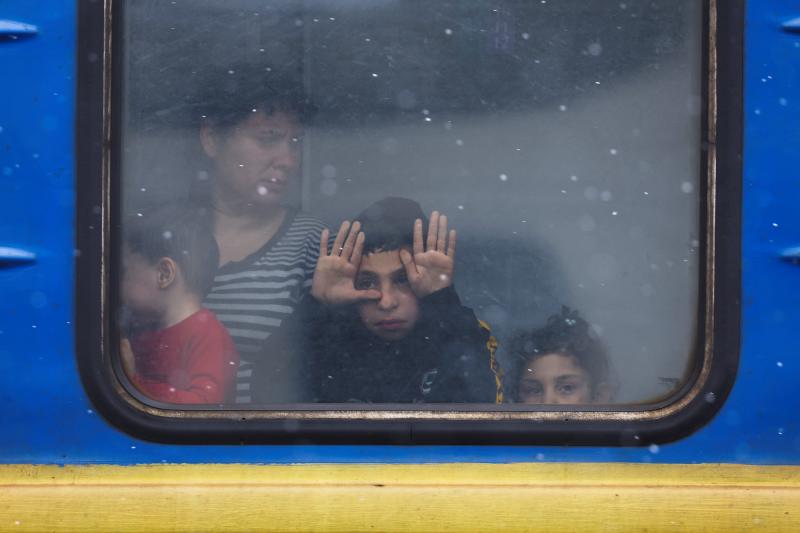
[[120, 205, 238, 404], [193, 66, 326, 404]]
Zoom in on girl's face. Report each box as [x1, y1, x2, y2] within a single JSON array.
[[202, 111, 302, 210], [517, 353, 593, 404]]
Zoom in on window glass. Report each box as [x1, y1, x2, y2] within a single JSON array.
[[117, 0, 703, 408]]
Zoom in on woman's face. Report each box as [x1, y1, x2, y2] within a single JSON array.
[[202, 110, 302, 209]]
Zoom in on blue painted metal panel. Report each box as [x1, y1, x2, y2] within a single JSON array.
[[0, 1, 797, 465]]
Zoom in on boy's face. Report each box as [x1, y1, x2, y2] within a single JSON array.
[[355, 249, 420, 341], [517, 353, 593, 404], [121, 248, 164, 319]]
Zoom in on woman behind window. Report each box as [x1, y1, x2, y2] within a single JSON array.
[[194, 66, 325, 405]]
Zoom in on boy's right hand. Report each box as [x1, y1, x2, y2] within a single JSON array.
[[311, 220, 381, 306]]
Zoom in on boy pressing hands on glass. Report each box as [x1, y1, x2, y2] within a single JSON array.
[[303, 197, 502, 403]]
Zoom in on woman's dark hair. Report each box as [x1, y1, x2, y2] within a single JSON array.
[[507, 307, 612, 402], [123, 204, 219, 297], [194, 64, 316, 131], [355, 197, 429, 255]]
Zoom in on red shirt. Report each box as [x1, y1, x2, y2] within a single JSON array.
[[130, 309, 239, 404]]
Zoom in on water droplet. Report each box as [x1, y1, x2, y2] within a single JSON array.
[[371, 73, 379, 78], [704, 392, 716, 403], [521, 32, 530, 40], [570, 175, 578, 182], [257, 185, 268, 196], [776, 361, 783, 368], [321, 164, 337, 178], [609, 148, 618, 155], [600, 190, 612, 202], [320, 178, 337, 196], [162, 231, 173, 240], [455, 139, 464, 146], [535, 453, 545, 460], [611, 210, 618, 216], [777, 427, 784, 436], [681, 182, 694, 193], [587, 42, 603, 56], [648, 444, 660, 454], [444, 28, 453, 35], [779, 97, 788, 106], [772, 222, 779, 228], [499, 173, 508, 182], [558, 104, 567, 111], [457, 205, 464, 210]]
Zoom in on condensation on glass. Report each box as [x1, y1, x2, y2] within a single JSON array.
[[116, 1, 704, 409]]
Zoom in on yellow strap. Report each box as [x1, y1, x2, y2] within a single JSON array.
[[478, 319, 504, 403]]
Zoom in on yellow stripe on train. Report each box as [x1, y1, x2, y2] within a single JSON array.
[[1, 463, 799, 531]]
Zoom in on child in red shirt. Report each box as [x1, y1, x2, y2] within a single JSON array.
[[120, 205, 238, 405]]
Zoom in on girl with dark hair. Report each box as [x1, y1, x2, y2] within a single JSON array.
[[509, 308, 613, 404]]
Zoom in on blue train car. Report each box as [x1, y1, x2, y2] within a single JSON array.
[[1, 0, 798, 530]]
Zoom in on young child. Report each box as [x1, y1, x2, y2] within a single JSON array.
[[509, 308, 612, 404], [301, 197, 502, 403], [120, 205, 238, 405]]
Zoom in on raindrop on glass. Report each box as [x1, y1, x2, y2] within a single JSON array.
[[587, 42, 603, 56], [321, 164, 337, 178]]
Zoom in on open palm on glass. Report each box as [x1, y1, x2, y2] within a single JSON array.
[[400, 211, 456, 298], [311, 220, 381, 306]]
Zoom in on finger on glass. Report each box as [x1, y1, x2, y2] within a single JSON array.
[[427, 211, 439, 252], [413, 219, 424, 256], [332, 220, 350, 256], [447, 229, 457, 258], [350, 231, 366, 266], [341, 221, 361, 260], [399, 248, 419, 280], [319, 228, 330, 256], [437, 214, 447, 252]]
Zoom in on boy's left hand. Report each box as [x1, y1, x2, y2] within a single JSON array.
[[400, 210, 456, 298]]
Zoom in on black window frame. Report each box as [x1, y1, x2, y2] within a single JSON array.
[[76, 0, 743, 445]]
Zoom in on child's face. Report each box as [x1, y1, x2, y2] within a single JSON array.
[[517, 353, 593, 404], [355, 249, 420, 341], [121, 249, 163, 319]]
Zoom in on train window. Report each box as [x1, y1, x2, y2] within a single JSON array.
[[76, 0, 742, 443]]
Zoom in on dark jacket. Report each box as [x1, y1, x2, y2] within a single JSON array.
[[299, 286, 502, 404]]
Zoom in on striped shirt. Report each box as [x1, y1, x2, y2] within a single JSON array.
[[203, 209, 325, 404]]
